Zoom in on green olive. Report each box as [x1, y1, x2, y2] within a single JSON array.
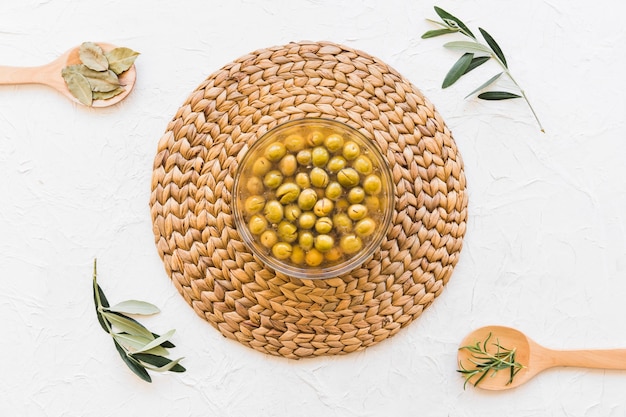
[[337, 168, 360, 188], [313, 198, 334, 217], [260, 230, 278, 248], [295, 172, 311, 189], [246, 176, 264, 195], [252, 157, 272, 176], [315, 216, 333, 234], [342, 141, 361, 160], [305, 248, 324, 266], [325, 181, 343, 201], [354, 217, 377, 238], [333, 213, 352, 234], [314, 234, 335, 253], [277, 221, 298, 242], [278, 154, 298, 177], [298, 231, 315, 250], [276, 182, 301, 204], [263, 170, 284, 189], [296, 149, 312, 166], [353, 155, 373, 175], [310, 167, 329, 188], [326, 155, 347, 173], [347, 187, 365, 204], [264, 200, 284, 224], [307, 131, 325, 146], [365, 196, 381, 212], [324, 133, 344, 152], [298, 211, 317, 229], [347, 204, 368, 221], [272, 242, 293, 259], [244, 195, 266, 214], [264, 142, 287, 162], [248, 214, 268, 235], [340, 234, 363, 254], [284, 204, 302, 222], [325, 247, 343, 262], [298, 188, 318, 211], [284, 134, 305, 152], [363, 174, 382, 195], [290, 245, 306, 264], [311, 146, 330, 167], [335, 198, 349, 211]]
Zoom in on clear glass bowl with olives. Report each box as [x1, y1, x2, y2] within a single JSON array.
[[232, 118, 394, 279]]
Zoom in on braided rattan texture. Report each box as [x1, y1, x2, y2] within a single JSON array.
[[149, 41, 468, 359]]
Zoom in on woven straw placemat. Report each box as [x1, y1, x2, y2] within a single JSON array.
[[149, 41, 468, 359]]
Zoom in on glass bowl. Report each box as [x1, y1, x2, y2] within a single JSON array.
[[232, 118, 394, 279]]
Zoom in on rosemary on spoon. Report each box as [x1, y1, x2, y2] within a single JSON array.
[[92, 259, 185, 382], [422, 6, 545, 132], [457, 332, 525, 389]]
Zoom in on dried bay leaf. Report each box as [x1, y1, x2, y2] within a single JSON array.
[[92, 87, 125, 101], [79, 42, 109, 72], [105, 47, 140, 75], [62, 71, 93, 106], [73, 66, 121, 92]]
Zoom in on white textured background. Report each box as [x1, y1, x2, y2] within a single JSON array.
[[1, 0, 625, 416]]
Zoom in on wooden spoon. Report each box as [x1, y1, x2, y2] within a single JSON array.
[[0, 43, 136, 107], [458, 325, 626, 390]]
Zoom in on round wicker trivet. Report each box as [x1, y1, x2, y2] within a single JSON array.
[[150, 41, 468, 359]]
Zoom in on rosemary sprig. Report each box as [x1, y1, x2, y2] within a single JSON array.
[[422, 6, 545, 132], [457, 332, 525, 389], [92, 259, 185, 382]]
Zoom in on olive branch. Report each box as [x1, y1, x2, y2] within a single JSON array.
[[423, 6, 545, 132]]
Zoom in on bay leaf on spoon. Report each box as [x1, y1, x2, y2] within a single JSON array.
[[92, 86, 125, 101], [63, 65, 121, 92], [62, 71, 93, 106], [105, 47, 140, 75], [78, 42, 109, 72]]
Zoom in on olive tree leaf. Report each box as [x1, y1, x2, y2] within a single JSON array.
[[132, 353, 186, 373], [62, 71, 92, 106], [442, 53, 474, 88], [478, 91, 522, 100], [421, 28, 459, 39], [444, 41, 492, 55], [464, 72, 503, 98], [114, 340, 151, 383], [479, 27, 507, 67], [79, 42, 109, 72], [108, 300, 161, 316], [113, 333, 170, 357], [434, 6, 476, 38], [133, 329, 176, 354], [102, 311, 154, 339], [104, 47, 139, 75], [464, 56, 490, 75]]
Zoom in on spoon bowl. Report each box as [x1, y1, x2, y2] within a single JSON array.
[[0, 43, 136, 107], [458, 325, 626, 391]]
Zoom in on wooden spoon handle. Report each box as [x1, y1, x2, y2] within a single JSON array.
[[0, 65, 48, 86], [552, 349, 626, 370]]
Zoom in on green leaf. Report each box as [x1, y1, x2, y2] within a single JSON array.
[[102, 311, 154, 339], [114, 340, 151, 382], [421, 28, 459, 39], [132, 353, 186, 373], [479, 27, 507, 68], [113, 333, 169, 357], [104, 47, 139, 75], [79, 42, 108, 72], [464, 56, 490, 74], [108, 300, 161, 316], [444, 41, 492, 55], [133, 329, 176, 354], [434, 6, 476, 38], [478, 91, 522, 100], [442, 53, 474, 88], [464, 72, 503, 98], [62, 72, 92, 106]]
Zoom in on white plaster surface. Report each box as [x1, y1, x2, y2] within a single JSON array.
[[1, 0, 626, 415]]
